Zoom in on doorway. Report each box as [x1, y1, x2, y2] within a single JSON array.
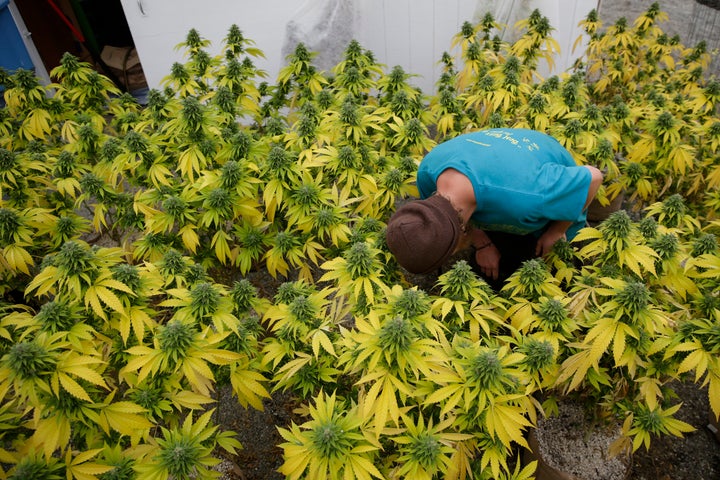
[[10, 0, 146, 93]]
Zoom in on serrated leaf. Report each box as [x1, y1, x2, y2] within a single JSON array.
[[485, 401, 531, 448], [103, 403, 153, 435], [639, 378, 661, 411], [215, 431, 243, 455], [59, 372, 93, 402], [677, 349, 707, 378], [173, 390, 216, 409], [129, 307, 153, 342], [67, 463, 115, 480], [613, 323, 628, 367], [230, 368, 270, 410], [619, 244, 658, 277], [0, 447, 15, 463], [708, 374, 720, 419], [3, 244, 33, 274], [311, 330, 336, 358], [106, 401, 148, 415], [99, 278, 135, 295], [69, 447, 104, 465], [424, 384, 463, 415], [179, 225, 200, 253], [32, 416, 71, 458], [60, 364, 108, 389], [26, 266, 59, 297], [84, 287, 107, 319], [97, 285, 126, 313], [125, 345, 154, 356]]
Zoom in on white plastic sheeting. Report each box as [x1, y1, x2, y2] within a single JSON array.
[[474, 0, 542, 42], [281, 0, 355, 72]]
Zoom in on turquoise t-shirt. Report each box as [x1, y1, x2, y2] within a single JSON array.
[[416, 128, 591, 239]]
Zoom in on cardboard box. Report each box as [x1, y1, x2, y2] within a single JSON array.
[[101, 45, 147, 92]]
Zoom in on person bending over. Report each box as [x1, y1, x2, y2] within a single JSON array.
[[385, 128, 603, 288]]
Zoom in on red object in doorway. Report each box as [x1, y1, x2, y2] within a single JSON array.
[[45, 0, 84, 42]]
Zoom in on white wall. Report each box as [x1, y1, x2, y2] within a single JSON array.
[[121, 0, 598, 94], [353, 0, 479, 92], [120, 0, 299, 88]]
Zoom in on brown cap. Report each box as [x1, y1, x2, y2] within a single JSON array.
[[386, 195, 462, 274]]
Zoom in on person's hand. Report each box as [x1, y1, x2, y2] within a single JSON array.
[[535, 229, 566, 257], [475, 243, 501, 280]]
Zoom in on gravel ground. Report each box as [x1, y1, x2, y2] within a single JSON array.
[[530, 402, 629, 480], [213, 387, 293, 480]]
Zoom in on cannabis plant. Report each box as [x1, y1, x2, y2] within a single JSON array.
[[2, 5, 719, 479], [278, 392, 383, 480]]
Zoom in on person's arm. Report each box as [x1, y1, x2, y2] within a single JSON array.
[[535, 166, 604, 256], [581, 165, 604, 211], [468, 227, 502, 280]]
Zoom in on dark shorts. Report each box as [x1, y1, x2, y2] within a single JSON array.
[[470, 230, 538, 291]]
